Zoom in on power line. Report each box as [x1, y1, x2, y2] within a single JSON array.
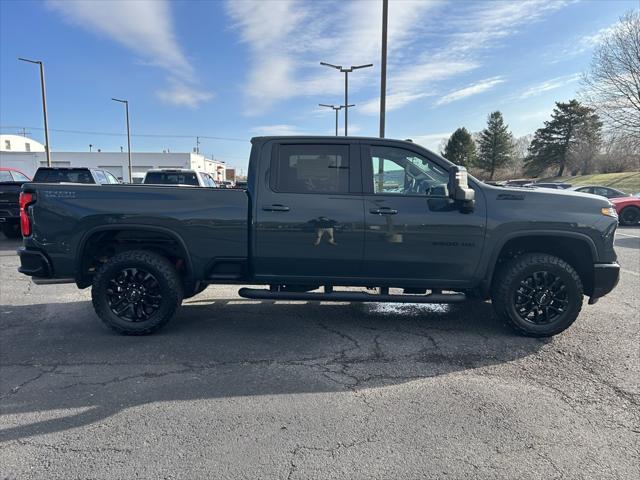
[[0, 125, 248, 143]]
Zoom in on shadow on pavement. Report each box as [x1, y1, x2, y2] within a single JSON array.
[[0, 297, 549, 441]]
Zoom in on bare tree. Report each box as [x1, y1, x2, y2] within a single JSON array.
[[581, 11, 640, 150]]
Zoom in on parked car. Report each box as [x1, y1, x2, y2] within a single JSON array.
[[571, 185, 630, 199], [610, 196, 640, 226], [0, 167, 31, 239], [524, 182, 572, 190], [142, 169, 219, 187], [220, 181, 234, 188], [234, 180, 247, 189], [32, 167, 120, 184], [17, 136, 620, 338]]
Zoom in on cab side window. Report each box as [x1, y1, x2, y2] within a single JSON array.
[[370, 146, 449, 196], [93, 170, 108, 184], [272, 144, 349, 194]]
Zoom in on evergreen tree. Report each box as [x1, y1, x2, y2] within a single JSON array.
[[476, 111, 514, 179], [525, 100, 602, 177], [441, 127, 476, 167]]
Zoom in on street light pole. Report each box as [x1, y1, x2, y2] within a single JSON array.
[[320, 62, 373, 136], [112, 98, 132, 182], [18, 57, 51, 166], [319, 103, 355, 136], [379, 0, 389, 138]]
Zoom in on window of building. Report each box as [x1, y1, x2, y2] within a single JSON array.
[[369, 146, 449, 196], [4, 140, 10, 150], [271, 144, 349, 194], [25, 143, 31, 152]]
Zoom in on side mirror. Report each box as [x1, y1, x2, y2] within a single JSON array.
[[448, 166, 475, 212]]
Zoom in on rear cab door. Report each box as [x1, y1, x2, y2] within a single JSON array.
[[252, 139, 365, 280]]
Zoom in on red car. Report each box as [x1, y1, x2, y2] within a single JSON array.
[[611, 196, 640, 226]]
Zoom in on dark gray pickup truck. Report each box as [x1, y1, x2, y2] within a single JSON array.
[[17, 136, 620, 337]]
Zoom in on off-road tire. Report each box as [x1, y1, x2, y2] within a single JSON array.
[[92, 250, 183, 335], [492, 253, 583, 337], [619, 206, 640, 226]]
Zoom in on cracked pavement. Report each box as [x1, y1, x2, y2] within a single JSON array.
[[1, 228, 639, 479]]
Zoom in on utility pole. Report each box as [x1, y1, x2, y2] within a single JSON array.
[[320, 62, 373, 136], [112, 98, 132, 182], [18, 57, 51, 166], [196, 136, 201, 154], [319, 104, 355, 136], [379, 0, 388, 138]]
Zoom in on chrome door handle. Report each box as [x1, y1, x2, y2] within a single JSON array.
[[369, 207, 398, 215], [262, 204, 290, 212]]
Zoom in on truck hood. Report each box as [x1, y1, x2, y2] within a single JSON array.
[[490, 184, 612, 206]]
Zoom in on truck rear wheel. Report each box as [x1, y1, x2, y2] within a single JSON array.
[[492, 253, 583, 337], [92, 250, 183, 335]]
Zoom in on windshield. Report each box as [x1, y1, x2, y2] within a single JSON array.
[[144, 171, 199, 186], [33, 168, 95, 183]]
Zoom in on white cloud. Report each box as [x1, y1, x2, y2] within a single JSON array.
[[224, 0, 573, 115], [436, 77, 505, 106], [47, 0, 212, 108], [156, 79, 214, 109], [518, 73, 581, 99], [411, 132, 451, 152], [226, 0, 440, 115], [251, 124, 307, 136]]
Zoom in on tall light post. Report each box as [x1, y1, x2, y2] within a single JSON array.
[[320, 62, 372, 136], [379, 0, 389, 138], [319, 104, 355, 136], [111, 98, 132, 182], [18, 57, 51, 166]]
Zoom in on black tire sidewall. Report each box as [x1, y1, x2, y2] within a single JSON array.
[[92, 251, 183, 334], [619, 206, 639, 226], [496, 255, 583, 336]]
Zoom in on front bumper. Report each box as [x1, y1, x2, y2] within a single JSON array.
[[590, 262, 620, 302]]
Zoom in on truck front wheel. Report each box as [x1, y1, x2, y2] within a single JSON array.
[[492, 253, 583, 337], [92, 250, 183, 335]]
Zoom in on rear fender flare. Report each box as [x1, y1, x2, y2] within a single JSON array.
[[75, 224, 194, 285]]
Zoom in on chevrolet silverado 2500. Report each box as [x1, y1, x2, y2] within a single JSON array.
[[17, 136, 620, 336]]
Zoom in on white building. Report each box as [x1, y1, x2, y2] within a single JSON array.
[[0, 134, 45, 153], [0, 139, 227, 183]]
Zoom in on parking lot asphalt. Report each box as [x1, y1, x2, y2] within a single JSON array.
[[1, 228, 639, 479]]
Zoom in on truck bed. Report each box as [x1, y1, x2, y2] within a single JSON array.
[[22, 183, 249, 281]]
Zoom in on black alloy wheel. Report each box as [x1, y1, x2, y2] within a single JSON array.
[[513, 271, 568, 325], [106, 267, 162, 322]]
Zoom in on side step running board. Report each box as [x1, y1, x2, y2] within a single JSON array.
[[238, 288, 465, 304]]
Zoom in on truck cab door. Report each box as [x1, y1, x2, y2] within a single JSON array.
[[253, 141, 365, 280], [361, 143, 486, 284]]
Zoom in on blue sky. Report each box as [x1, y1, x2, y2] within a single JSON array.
[[0, 0, 636, 171]]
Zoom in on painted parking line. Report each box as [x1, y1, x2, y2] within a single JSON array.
[[621, 269, 639, 277], [616, 232, 640, 238]]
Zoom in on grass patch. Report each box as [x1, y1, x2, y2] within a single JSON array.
[[539, 172, 640, 193]]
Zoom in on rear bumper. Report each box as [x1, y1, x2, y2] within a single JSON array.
[[17, 247, 52, 278], [590, 262, 620, 301]]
